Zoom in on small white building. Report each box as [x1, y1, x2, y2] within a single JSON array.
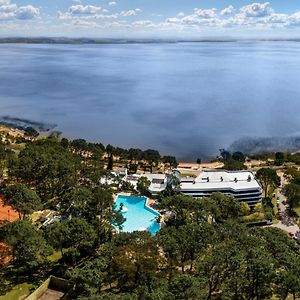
[[180, 170, 262, 206], [126, 173, 168, 195]]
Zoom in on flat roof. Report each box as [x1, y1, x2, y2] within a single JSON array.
[[180, 170, 261, 191]]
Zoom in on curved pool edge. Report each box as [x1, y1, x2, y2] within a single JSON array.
[[113, 193, 161, 235]]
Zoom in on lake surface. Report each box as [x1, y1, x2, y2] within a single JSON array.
[[1, 42, 300, 160]]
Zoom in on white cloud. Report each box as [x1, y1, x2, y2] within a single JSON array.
[[14, 0, 300, 34], [120, 9, 141, 17], [287, 12, 300, 27], [108, 2, 117, 6], [0, 4, 16, 13], [15, 5, 39, 19], [240, 2, 272, 18], [0, 1, 39, 21], [176, 12, 185, 18], [193, 8, 216, 19], [221, 5, 235, 16], [69, 5, 102, 15]]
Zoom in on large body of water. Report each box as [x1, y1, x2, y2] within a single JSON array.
[[1, 42, 300, 160]]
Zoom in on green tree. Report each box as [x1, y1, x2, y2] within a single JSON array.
[[60, 137, 69, 149], [256, 168, 280, 199], [285, 183, 300, 210], [110, 232, 160, 292], [160, 195, 204, 227], [47, 218, 97, 265], [162, 156, 178, 170], [60, 187, 94, 218], [68, 257, 108, 296], [223, 159, 246, 170], [0, 141, 7, 178], [275, 152, 285, 166], [2, 220, 52, 276], [8, 141, 80, 199], [143, 149, 161, 173], [46, 220, 70, 257], [209, 192, 242, 222], [107, 156, 114, 171], [232, 151, 246, 162], [240, 201, 251, 216], [136, 176, 151, 196], [4, 184, 42, 219]]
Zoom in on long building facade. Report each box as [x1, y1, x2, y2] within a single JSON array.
[[179, 170, 262, 207]]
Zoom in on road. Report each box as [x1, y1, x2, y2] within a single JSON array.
[[271, 187, 300, 236]]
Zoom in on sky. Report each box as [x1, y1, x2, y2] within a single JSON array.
[[1, 0, 300, 38]]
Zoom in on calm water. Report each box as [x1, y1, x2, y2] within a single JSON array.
[[114, 195, 160, 235], [1, 42, 300, 160]]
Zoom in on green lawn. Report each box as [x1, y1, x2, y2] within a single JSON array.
[[0, 283, 33, 300]]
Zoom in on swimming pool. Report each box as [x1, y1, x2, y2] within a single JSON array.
[[114, 195, 160, 235]]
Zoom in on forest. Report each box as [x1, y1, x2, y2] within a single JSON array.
[[0, 132, 300, 300]]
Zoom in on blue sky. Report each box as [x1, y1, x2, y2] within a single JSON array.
[[1, 0, 300, 37]]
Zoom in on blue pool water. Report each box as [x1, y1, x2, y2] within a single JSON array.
[[114, 195, 160, 235]]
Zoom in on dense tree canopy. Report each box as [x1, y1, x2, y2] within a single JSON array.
[[8, 141, 80, 199], [4, 184, 42, 219], [1, 134, 300, 300]]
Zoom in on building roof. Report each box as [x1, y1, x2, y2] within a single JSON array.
[[180, 170, 261, 191]]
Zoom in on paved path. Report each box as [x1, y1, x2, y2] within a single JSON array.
[[270, 188, 300, 235], [271, 222, 300, 235]]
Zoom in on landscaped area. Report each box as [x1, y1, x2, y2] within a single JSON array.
[[0, 283, 34, 300], [114, 195, 160, 235]]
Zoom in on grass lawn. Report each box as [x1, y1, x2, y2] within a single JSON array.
[[0, 283, 33, 300]]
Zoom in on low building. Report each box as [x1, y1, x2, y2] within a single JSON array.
[[180, 170, 262, 206], [126, 173, 168, 195]]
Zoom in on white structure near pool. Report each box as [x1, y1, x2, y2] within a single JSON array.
[[114, 195, 160, 235], [126, 173, 168, 195]]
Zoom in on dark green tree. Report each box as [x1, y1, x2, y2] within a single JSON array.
[[8, 141, 80, 199], [2, 220, 53, 276], [107, 156, 114, 171], [275, 152, 285, 166], [285, 183, 300, 210], [136, 176, 151, 196], [256, 168, 280, 199], [4, 184, 42, 219]]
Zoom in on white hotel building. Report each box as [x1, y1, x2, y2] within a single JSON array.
[[179, 170, 262, 207]]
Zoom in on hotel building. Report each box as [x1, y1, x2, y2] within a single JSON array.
[[179, 170, 262, 207]]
